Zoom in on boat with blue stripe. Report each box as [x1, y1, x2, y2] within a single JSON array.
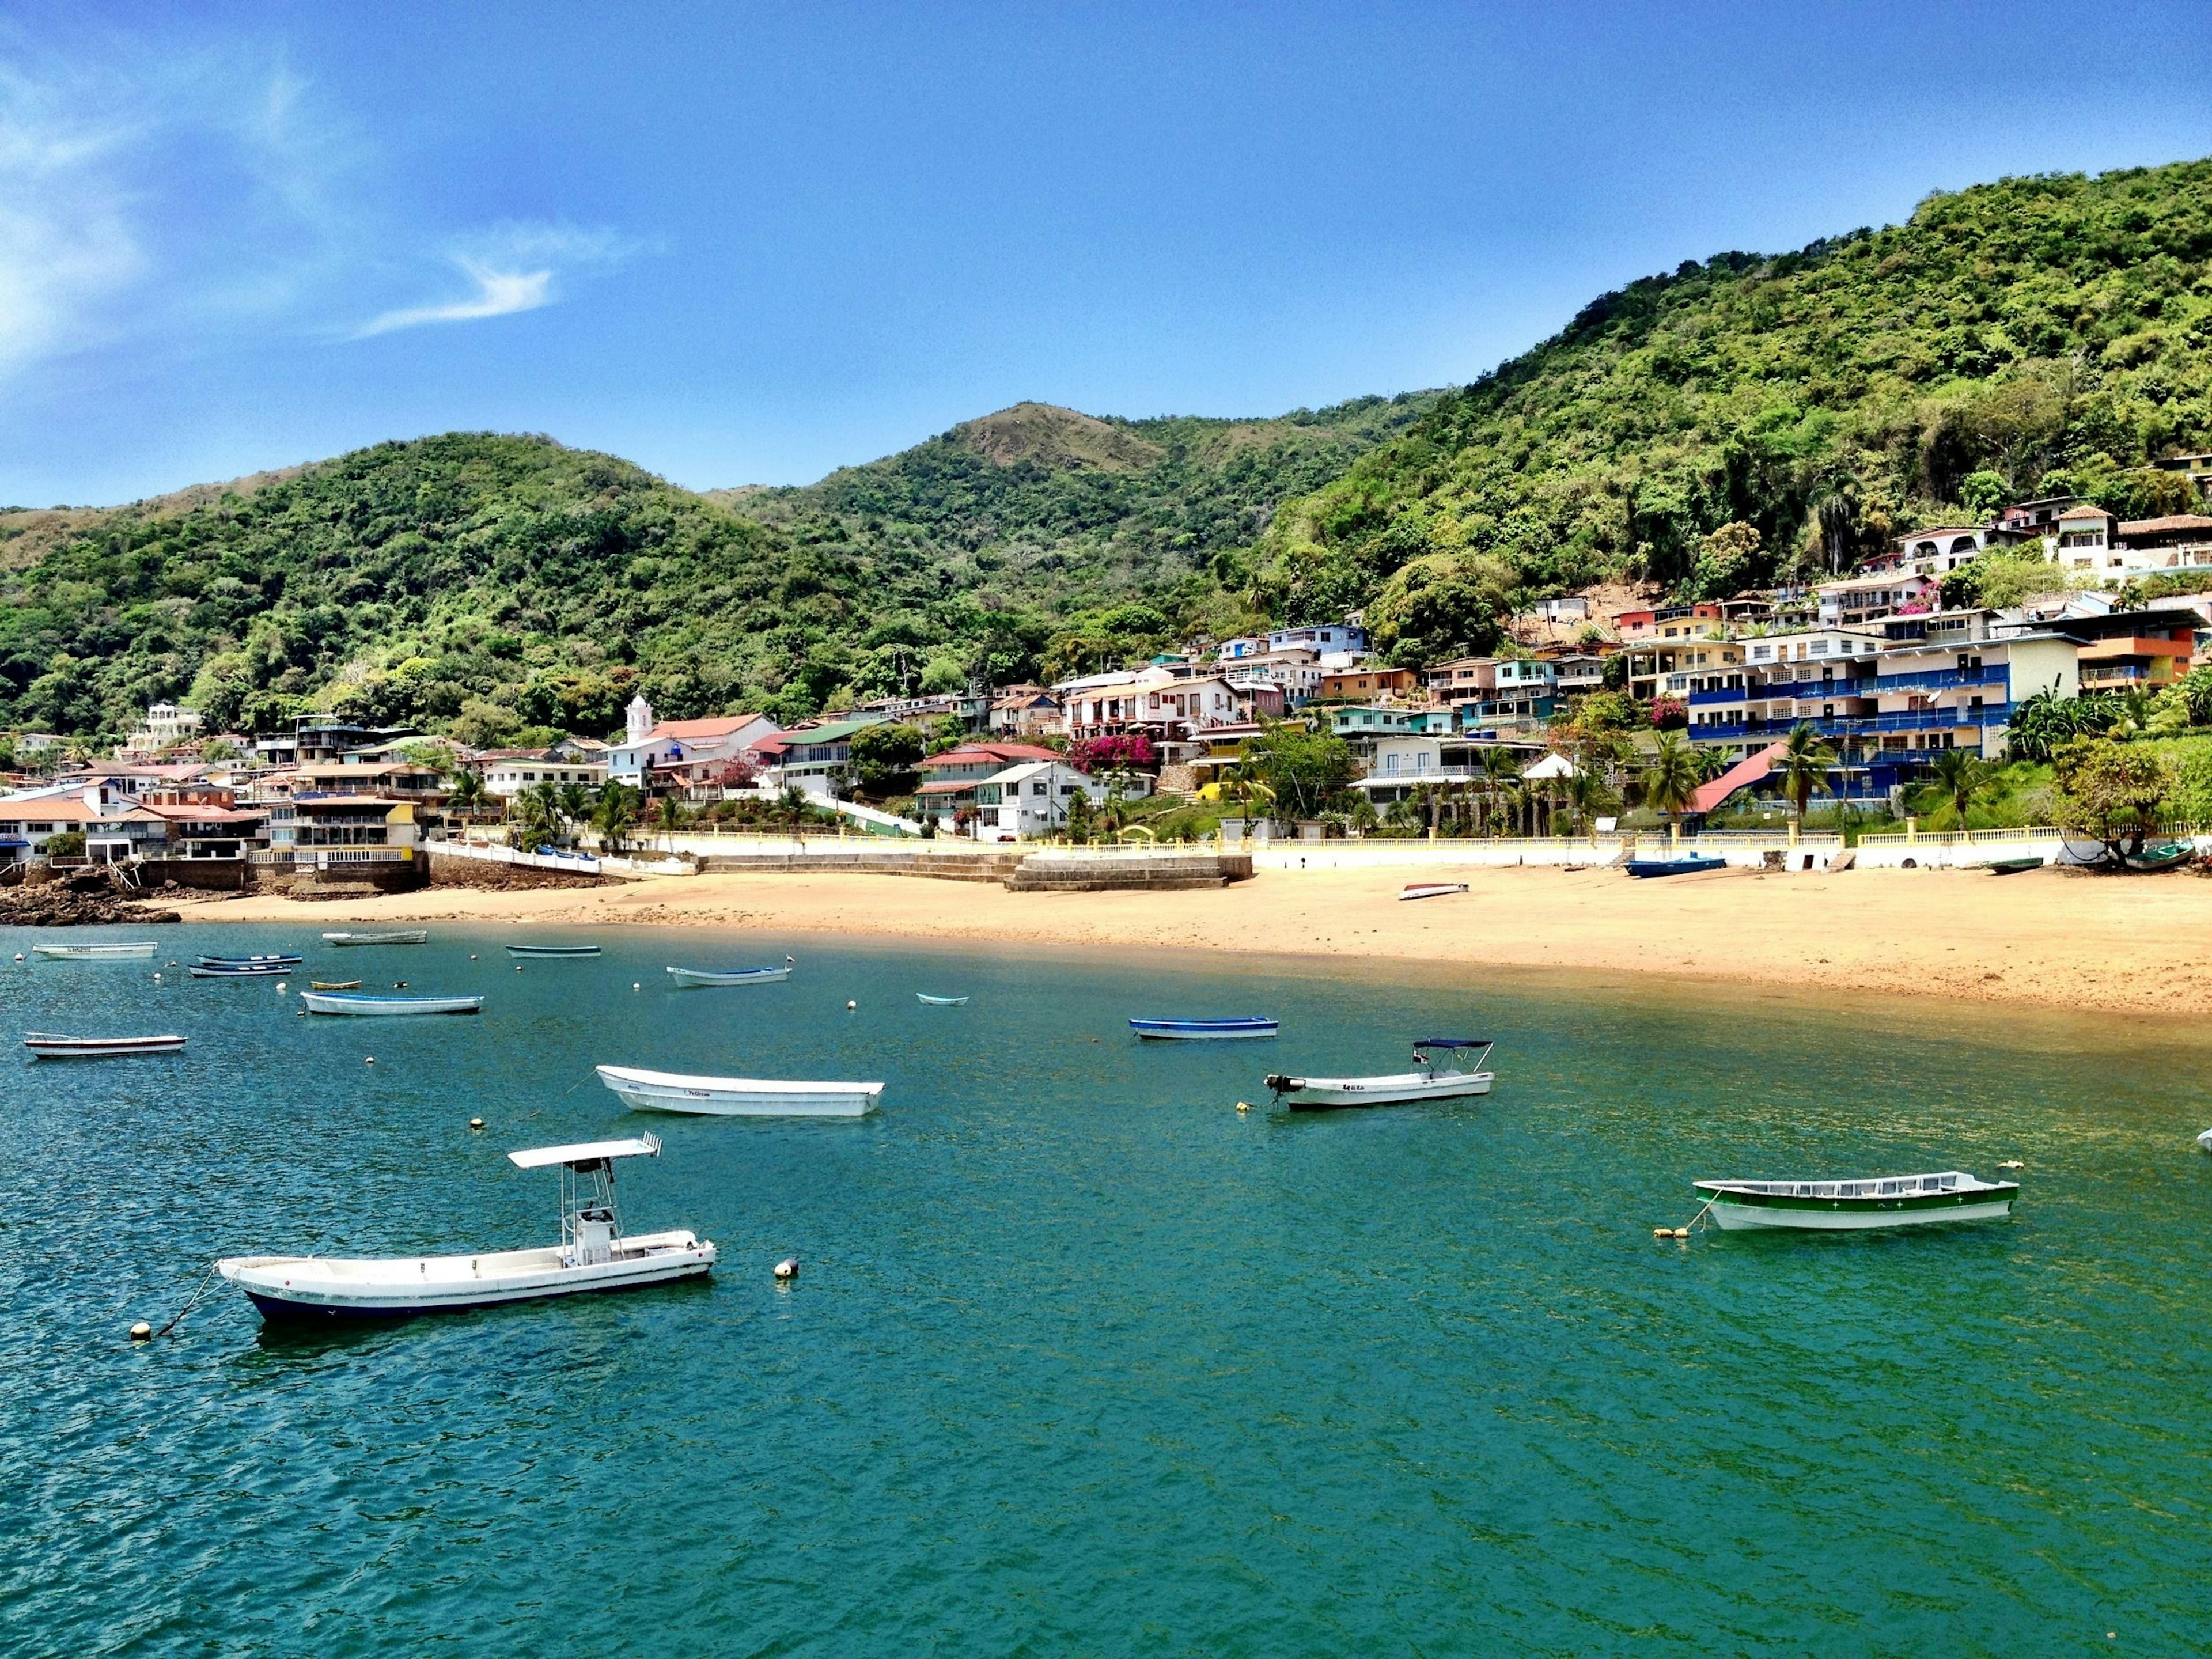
[[1128, 1016, 1279, 1041], [1623, 856, 1728, 879]]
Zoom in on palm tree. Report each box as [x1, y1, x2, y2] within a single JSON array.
[[1925, 747, 1992, 828], [556, 781, 590, 828], [590, 781, 639, 851], [1563, 767, 1618, 835], [1775, 722, 1839, 828], [1477, 745, 1521, 837], [777, 783, 810, 832], [1638, 733, 1702, 829], [512, 783, 561, 852], [654, 793, 684, 850], [445, 766, 487, 820]]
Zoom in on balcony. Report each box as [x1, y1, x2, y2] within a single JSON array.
[[1870, 666, 2010, 693]]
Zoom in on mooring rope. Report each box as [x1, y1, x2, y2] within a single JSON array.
[[152, 1260, 221, 1339]]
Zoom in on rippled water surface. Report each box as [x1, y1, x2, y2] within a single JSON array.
[[4, 923, 2211, 1656]]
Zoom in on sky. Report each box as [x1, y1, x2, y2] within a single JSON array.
[[1, 2, 2208, 507]]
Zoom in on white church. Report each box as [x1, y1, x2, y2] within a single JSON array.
[[603, 694, 779, 787]]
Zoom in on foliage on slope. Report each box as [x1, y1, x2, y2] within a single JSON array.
[[1259, 158, 2212, 662]]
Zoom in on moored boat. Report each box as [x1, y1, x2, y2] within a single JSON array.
[[323, 930, 429, 946], [664, 964, 791, 987], [506, 944, 603, 958], [1266, 1037, 1495, 1109], [24, 1032, 187, 1058], [300, 991, 484, 1016], [1691, 1170, 2018, 1232], [916, 993, 968, 1006], [1128, 1016, 1278, 1041], [595, 1063, 882, 1118], [1624, 856, 1728, 878], [1400, 882, 1468, 901], [309, 979, 363, 991], [189, 959, 300, 978], [29, 942, 157, 960], [196, 953, 304, 966], [217, 1134, 713, 1320]]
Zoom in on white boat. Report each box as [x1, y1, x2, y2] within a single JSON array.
[[1128, 1017, 1278, 1041], [1691, 1171, 2018, 1232], [323, 930, 429, 946], [665, 964, 791, 988], [1266, 1038, 1495, 1109], [916, 993, 968, 1006], [506, 944, 601, 958], [1400, 882, 1468, 901], [300, 991, 484, 1016], [595, 1063, 882, 1118], [30, 942, 157, 960], [24, 1032, 187, 1058], [217, 1134, 713, 1321]]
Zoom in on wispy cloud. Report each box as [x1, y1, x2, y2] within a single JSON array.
[[354, 222, 637, 339]]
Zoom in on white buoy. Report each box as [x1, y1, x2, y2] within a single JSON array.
[[129, 1321, 152, 1342], [365, 1056, 376, 1065], [846, 999, 857, 1010], [12, 953, 21, 961], [516, 965, 524, 972], [773, 1257, 799, 1281], [469, 953, 478, 960], [468, 1117, 484, 1131], [276, 982, 286, 993], [1236, 1100, 1251, 1113], [153, 972, 162, 981], [785, 955, 795, 964], [633, 982, 641, 991]]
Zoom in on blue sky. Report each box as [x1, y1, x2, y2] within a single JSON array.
[[1, 2, 2207, 506]]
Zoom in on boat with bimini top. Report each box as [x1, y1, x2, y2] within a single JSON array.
[[1266, 1038, 1495, 1109], [216, 1134, 713, 1320], [1691, 1170, 2018, 1231], [1129, 1017, 1278, 1041]]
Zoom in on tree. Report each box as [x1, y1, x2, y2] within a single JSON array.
[[1242, 721, 1355, 820], [591, 781, 639, 850], [1922, 747, 1992, 827], [849, 722, 926, 797], [511, 782, 562, 851], [1775, 722, 1839, 824], [1476, 745, 1521, 836], [777, 783, 811, 831], [445, 766, 488, 819], [1063, 789, 1096, 843], [1638, 732, 1702, 825], [557, 781, 591, 827], [1563, 766, 1618, 834], [2050, 736, 2173, 864], [654, 793, 685, 849]]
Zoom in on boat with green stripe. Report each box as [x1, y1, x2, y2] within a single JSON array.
[[1692, 1169, 2017, 1232]]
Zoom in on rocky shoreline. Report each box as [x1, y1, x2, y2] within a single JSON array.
[[0, 874, 182, 928]]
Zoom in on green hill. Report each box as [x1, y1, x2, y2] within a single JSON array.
[[1260, 157, 2212, 664], [3, 156, 2209, 745]]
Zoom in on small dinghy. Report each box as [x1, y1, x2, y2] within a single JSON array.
[[309, 979, 363, 991], [506, 944, 603, 959], [664, 964, 791, 988], [24, 1032, 186, 1059], [1400, 882, 1468, 901], [1267, 1038, 1495, 1109], [1624, 856, 1728, 878], [300, 991, 484, 1016], [1984, 856, 2043, 875], [323, 929, 429, 946], [1128, 1017, 1278, 1041], [2126, 840, 2194, 872], [1691, 1170, 2018, 1232], [916, 993, 968, 1006], [217, 1134, 713, 1321], [190, 957, 301, 978], [30, 942, 157, 960], [196, 953, 304, 967], [595, 1063, 882, 1118]]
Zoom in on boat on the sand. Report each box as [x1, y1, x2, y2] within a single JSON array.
[[1266, 1037, 1495, 1109], [1984, 856, 2043, 875], [1400, 881, 1468, 901], [299, 991, 483, 1016], [595, 1063, 882, 1118], [664, 964, 791, 988], [1691, 1170, 2018, 1232], [1624, 856, 1728, 878], [1128, 1017, 1278, 1041], [217, 1133, 713, 1320], [24, 1032, 186, 1058]]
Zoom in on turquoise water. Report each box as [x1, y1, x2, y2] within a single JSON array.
[[4, 924, 2211, 1656]]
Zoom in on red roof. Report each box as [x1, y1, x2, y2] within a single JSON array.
[[919, 743, 1060, 772], [2118, 514, 2212, 536], [644, 715, 762, 743]]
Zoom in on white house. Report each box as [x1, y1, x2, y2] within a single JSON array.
[[478, 752, 611, 800], [971, 760, 1107, 842], [605, 695, 778, 786]]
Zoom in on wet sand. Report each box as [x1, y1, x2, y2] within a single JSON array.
[[173, 862, 2212, 1020]]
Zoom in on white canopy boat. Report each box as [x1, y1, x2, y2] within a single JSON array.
[[595, 1063, 882, 1118], [323, 930, 429, 946], [1691, 1170, 2018, 1232], [1266, 1038, 1495, 1110], [665, 964, 791, 988], [300, 991, 484, 1016], [217, 1134, 713, 1321], [24, 1032, 187, 1058], [30, 942, 157, 960]]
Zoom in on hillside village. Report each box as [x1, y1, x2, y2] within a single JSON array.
[[4, 464, 2211, 884]]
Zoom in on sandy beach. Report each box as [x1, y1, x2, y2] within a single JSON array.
[[172, 862, 2212, 1019]]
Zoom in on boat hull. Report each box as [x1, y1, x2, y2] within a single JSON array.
[[596, 1064, 881, 1118], [1694, 1176, 2018, 1232], [665, 965, 791, 987], [219, 1232, 714, 1320], [24, 1034, 186, 1058], [189, 964, 296, 978], [1703, 1196, 2016, 1231], [506, 945, 602, 958], [300, 993, 483, 1016], [1624, 858, 1728, 878], [1281, 1071, 1493, 1109], [31, 943, 157, 959], [1399, 883, 1468, 901], [1130, 1019, 1278, 1041], [323, 931, 429, 946]]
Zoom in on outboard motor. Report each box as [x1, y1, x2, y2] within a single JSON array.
[[574, 1205, 615, 1266]]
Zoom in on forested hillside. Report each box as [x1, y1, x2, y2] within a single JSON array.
[[3, 157, 2209, 743], [1262, 158, 2212, 664], [0, 398, 1427, 743]]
